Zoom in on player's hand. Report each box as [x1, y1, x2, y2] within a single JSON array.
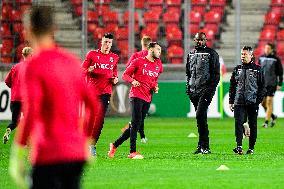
[[112, 77, 118, 85], [229, 104, 234, 112], [153, 85, 159, 93], [277, 85, 282, 91], [132, 80, 140, 87], [88, 66, 95, 72], [9, 143, 29, 189]]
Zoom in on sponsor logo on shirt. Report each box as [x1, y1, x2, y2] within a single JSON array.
[[93, 62, 114, 70], [142, 69, 159, 77]]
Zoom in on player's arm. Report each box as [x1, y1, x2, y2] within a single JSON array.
[[209, 50, 220, 89], [111, 57, 119, 85], [122, 60, 140, 87], [186, 54, 191, 95], [5, 67, 14, 88], [229, 67, 237, 110], [275, 57, 283, 89], [126, 53, 136, 67], [82, 51, 92, 75]]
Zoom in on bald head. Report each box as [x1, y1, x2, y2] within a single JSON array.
[[194, 32, 207, 48]]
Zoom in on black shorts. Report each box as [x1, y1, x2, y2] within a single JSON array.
[[265, 86, 277, 97]]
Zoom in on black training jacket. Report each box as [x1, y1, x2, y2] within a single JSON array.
[[229, 62, 266, 105], [186, 46, 220, 95], [258, 54, 283, 87]]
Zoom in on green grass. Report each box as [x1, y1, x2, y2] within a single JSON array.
[[1, 117, 284, 189]]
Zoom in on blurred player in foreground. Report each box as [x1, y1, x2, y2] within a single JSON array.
[[108, 42, 163, 159], [9, 6, 100, 189], [3, 47, 33, 144]]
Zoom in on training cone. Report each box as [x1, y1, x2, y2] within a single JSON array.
[[187, 133, 197, 138], [216, 165, 229, 171]]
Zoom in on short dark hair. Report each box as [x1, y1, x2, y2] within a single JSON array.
[[141, 36, 152, 47], [27, 6, 55, 37], [242, 46, 253, 54], [194, 32, 207, 40], [103, 33, 114, 39], [266, 43, 275, 50], [147, 42, 160, 49]]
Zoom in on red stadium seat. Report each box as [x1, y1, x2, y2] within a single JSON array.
[[135, 0, 145, 9], [71, 0, 82, 6], [165, 0, 181, 6], [276, 42, 284, 56], [141, 25, 159, 41], [123, 11, 139, 24], [144, 11, 160, 23], [204, 11, 222, 24], [264, 11, 281, 25], [1, 56, 13, 64], [188, 23, 200, 35], [167, 45, 184, 64], [204, 24, 219, 34], [0, 25, 12, 38], [94, 0, 111, 5], [163, 11, 180, 24], [2, 39, 14, 51], [87, 11, 99, 23], [201, 27, 216, 40], [191, 0, 207, 6], [1, 4, 12, 20], [16, 43, 26, 61], [277, 29, 284, 41], [271, 0, 284, 6], [189, 11, 202, 24], [13, 23, 23, 33], [116, 28, 129, 40], [1, 46, 13, 56], [102, 11, 119, 24], [191, 6, 206, 15], [270, 6, 284, 16], [104, 23, 118, 33], [209, 0, 226, 7], [259, 29, 276, 41], [87, 23, 97, 33], [93, 27, 105, 40], [74, 6, 82, 16]]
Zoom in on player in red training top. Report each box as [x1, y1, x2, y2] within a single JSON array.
[[82, 33, 119, 156], [108, 42, 163, 159], [9, 6, 100, 189], [3, 47, 33, 144], [121, 36, 163, 144]]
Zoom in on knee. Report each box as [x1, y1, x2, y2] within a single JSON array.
[[266, 98, 273, 106]]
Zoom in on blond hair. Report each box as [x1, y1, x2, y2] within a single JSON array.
[[22, 47, 33, 57], [141, 36, 152, 49]]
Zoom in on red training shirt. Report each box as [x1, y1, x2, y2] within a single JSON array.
[[16, 47, 100, 165], [122, 57, 163, 102], [5, 61, 24, 101], [126, 50, 148, 67], [82, 49, 119, 95]]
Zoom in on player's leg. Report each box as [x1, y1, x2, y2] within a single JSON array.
[[128, 98, 144, 158], [139, 101, 150, 143], [61, 161, 85, 189], [31, 164, 61, 189], [195, 92, 214, 154], [246, 104, 259, 154], [190, 95, 202, 153], [233, 105, 246, 155], [3, 101, 21, 144], [90, 94, 111, 155]]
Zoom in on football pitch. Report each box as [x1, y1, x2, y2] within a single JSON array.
[[0, 117, 284, 189]]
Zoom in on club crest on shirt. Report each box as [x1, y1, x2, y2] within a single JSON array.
[[110, 57, 114, 62], [156, 65, 159, 70]]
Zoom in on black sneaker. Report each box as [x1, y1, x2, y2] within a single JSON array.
[[271, 115, 277, 127], [233, 146, 243, 155], [246, 149, 254, 155], [202, 148, 211, 154], [193, 146, 203, 154]]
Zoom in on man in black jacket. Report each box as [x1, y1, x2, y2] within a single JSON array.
[[258, 43, 283, 128], [186, 32, 220, 154], [229, 46, 266, 155]]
